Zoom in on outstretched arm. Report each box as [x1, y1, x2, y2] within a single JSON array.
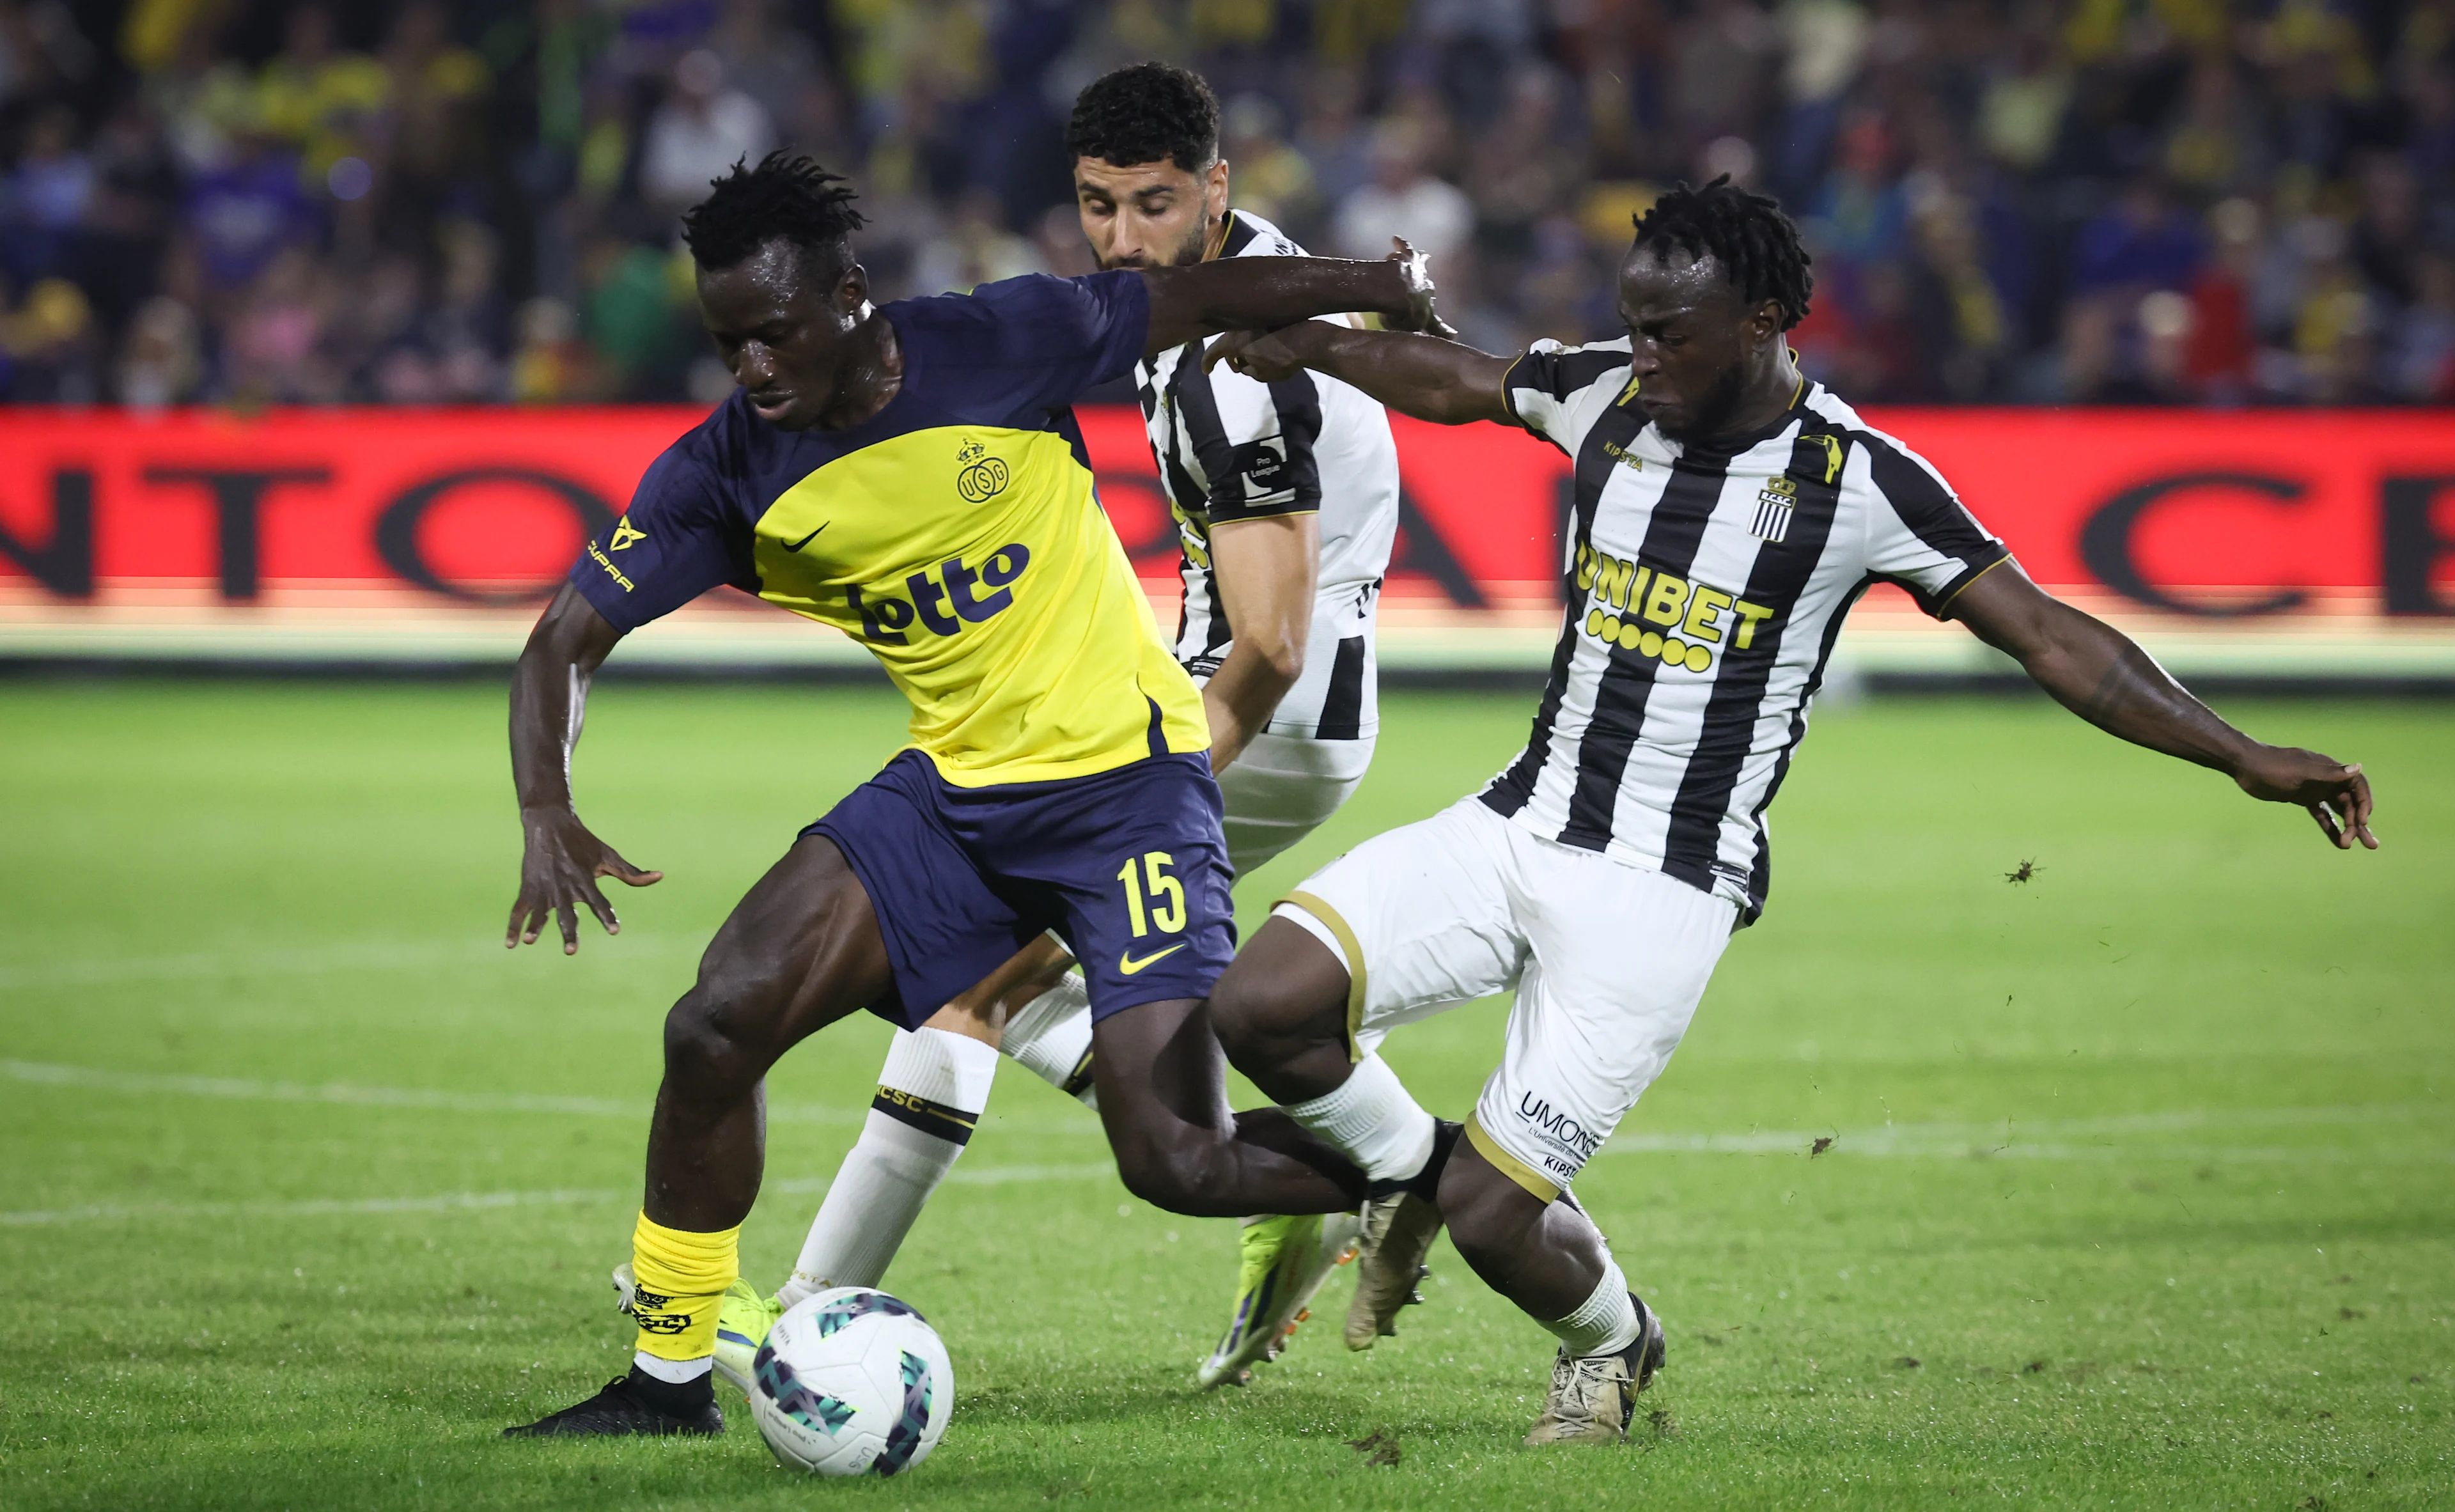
[[1948, 563, 2376, 849], [506, 583, 663, 952], [1137, 240, 1450, 356], [1205, 322, 1516, 425]]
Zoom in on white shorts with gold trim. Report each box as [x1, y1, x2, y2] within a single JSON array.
[[1275, 797, 1736, 1201]]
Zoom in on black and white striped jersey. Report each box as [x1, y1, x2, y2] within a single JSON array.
[[1480, 336, 2011, 922], [1135, 210, 1400, 740]]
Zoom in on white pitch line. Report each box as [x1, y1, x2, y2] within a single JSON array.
[[6, 1058, 2438, 1173], [0, 1161, 1127, 1229], [0, 937, 703, 992], [1600, 1102, 2442, 1160], [0, 1058, 1103, 1134], [0, 1187, 628, 1228], [2, 1058, 659, 1120]]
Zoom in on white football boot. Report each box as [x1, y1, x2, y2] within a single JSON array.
[[1522, 1295, 1667, 1445]]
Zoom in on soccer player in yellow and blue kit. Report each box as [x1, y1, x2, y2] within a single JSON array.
[[499, 155, 1452, 1438]]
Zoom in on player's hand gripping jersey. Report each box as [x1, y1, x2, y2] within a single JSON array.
[[1485, 337, 2011, 921], [570, 270, 1208, 784], [1137, 212, 1398, 740]]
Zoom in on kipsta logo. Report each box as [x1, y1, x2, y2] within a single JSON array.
[[956, 437, 1009, 504]]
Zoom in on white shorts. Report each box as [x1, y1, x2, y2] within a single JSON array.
[[1275, 797, 1736, 1200], [1215, 730, 1376, 878]]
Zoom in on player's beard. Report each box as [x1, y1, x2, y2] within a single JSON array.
[[1653, 361, 1750, 447], [1099, 217, 1215, 272], [1167, 215, 1212, 268]]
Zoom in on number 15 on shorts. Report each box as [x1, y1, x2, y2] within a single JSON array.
[[1116, 850, 1185, 947]]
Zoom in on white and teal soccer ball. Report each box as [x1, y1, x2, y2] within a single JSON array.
[[747, 1287, 954, 1477]]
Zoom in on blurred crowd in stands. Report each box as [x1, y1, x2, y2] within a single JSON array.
[[0, 0, 2449, 408]]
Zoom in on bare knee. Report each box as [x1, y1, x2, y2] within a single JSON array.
[[1208, 919, 1351, 1093], [1204, 962, 1279, 1068], [660, 989, 768, 1100], [1112, 1151, 1192, 1212], [1109, 1134, 1217, 1214]]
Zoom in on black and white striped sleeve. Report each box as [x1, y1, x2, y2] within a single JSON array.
[[1173, 352, 1323, 525], [1856, 430, 2012, 618], [1500, 337, 1633, 456]]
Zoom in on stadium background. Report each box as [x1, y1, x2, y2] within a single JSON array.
[[1, 0, 2452, 675], [1, 3, 2451, 1509]]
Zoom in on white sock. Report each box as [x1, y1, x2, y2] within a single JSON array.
[[631, 1352, 712, 1383], [1550, 1258, 1640, 1357], [1001, 970, 1098, 1110], [1282, 1054, 1436, 1184], [779, 1027, 998, 1306]]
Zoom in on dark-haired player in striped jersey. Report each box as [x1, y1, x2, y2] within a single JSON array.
[[1201, 176, 2377, 1445], [703, 64, 1417, 1398]]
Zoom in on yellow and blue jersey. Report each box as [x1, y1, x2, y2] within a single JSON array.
[[569, 271, 1210, 786]]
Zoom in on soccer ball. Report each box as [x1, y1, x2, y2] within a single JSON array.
[[747, 1286, 955, 1477]]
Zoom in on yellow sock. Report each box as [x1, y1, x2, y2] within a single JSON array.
[[630, 1211, 739, 1364]]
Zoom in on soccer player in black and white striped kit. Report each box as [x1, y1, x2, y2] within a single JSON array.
[[1203, 177, 2378, 1444]]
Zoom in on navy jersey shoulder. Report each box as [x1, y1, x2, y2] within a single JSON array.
[[567, 270, 1151, 633], [884, 269, 1150, 427]]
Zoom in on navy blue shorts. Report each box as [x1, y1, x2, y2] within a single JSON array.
[[807, 749, 1236, 1031]]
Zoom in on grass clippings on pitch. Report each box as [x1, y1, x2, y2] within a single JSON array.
[[0, 681, 2449, 1510]]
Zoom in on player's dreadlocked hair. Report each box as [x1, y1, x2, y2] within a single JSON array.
[[1066, 61, 1220, 173], [680, 152, 868, 273], [1631, 175, 1814, 330]]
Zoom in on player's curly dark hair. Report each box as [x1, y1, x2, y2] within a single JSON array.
[[1066, 61, 1219, 173], [1632, 176, 1814, 330], [680, 152, 868, 272]]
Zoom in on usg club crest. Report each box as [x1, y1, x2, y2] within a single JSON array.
[[956, 437, 1009, 503]]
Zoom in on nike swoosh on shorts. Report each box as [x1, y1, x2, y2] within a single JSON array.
[[1118, 943, 1188, 975]]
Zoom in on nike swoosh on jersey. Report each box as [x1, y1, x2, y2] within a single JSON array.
[[784, 522, 830, 552], [1118, 942, 1188, 976]]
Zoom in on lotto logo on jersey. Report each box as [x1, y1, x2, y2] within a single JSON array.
[[846, 545, 1032, 644], [1574, 543, 1777, 674]]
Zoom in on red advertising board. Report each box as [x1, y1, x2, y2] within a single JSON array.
[[1, 405, 2450, 673]]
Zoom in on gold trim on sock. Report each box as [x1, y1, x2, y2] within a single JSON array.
[[1060, 1045, 1096, 1099], [870, 1084, 979, 1145]]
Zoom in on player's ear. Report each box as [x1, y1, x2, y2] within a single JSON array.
[[833, 256, 869, 316]]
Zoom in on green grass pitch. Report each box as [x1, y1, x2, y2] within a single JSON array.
[[1, 680, 2449, 1510]]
